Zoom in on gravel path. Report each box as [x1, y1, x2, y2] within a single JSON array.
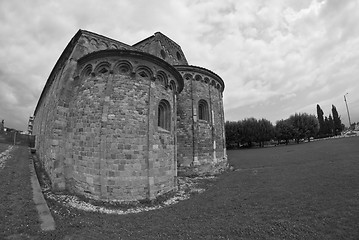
[[0, 144, 41, 239]]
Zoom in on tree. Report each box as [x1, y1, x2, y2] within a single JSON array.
[[304, 114, 320, 141], [275, 119, 294, 144], [316, 104, 325, 137], [241, 118, 258, 147], [225, 121, 246, 149], [288, 113, 319, 143], [331, 105, 343, 135], [328, 115, 334, 136], [225, 121, 236, 149], [256, 118, 275, 147]]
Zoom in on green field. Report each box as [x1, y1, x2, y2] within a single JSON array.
[[226, 137, 359, 239], [1, 137, 359, 239]]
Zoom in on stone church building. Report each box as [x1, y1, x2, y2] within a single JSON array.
[[32, 30, 227, 202]]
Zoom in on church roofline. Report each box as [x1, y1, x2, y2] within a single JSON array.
[[34, 29, 83, 116], [132, 35, 155, 47], [34, 29, 137, 116], [132, 32, 182, 49], [80, 30, 133, 48], [174, 65, 225, 92]]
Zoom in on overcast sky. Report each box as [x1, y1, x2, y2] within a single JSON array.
[[1, 0, 359, 131]]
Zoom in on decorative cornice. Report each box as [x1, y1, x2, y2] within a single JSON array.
[[174, 65, 225, 92], [77, 49, 184, 93], [81, 30, 133, 49]]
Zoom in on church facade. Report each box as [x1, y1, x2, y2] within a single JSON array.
[[32, 30, 226, 201]]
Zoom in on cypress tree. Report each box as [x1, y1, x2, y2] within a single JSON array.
[[316, 104, 324, 136], [331, 105, 342, 135], [328, 114, 334, 136]]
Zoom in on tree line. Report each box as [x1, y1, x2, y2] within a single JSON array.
[[316, 104, 343, 138], [225, 104, 343, 149]]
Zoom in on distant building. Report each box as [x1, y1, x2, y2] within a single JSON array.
[[28, 116, 34, 135], [32, 30, 227, 202]]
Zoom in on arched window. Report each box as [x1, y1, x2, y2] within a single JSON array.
[[198, 99, 209, 121], [158, 99, 171, 131]]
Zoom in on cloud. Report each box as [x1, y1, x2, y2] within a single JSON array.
[[0, 0, 358, 130]]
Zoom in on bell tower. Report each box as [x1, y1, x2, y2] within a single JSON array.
[[133, 32, 188, 65]]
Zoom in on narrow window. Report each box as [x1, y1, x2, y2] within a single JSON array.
[[198, 99, 209, 121], [158, 99, 171, 131]]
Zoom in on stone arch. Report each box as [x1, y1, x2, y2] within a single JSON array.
[[136, 66, 153, 79], [82, 36, 90, 45], [195, 74, 202, 81], [156, 70, 168, 88], [110, 44, 118, 49], [158, 99, 171, 131], [169, 80, 177, 93], [99, 41, 108, 50], [94, 62, 111, 75], [81, 64, 93, 78], [114, 60, 132, 75], [90, 38, 98, 47], [183, 73, 192, 81]]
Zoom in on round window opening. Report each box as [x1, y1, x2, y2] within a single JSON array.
[[160, 50, 166, 59], [176, 51, 182, 61]]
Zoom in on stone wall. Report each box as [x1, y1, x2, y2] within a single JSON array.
[[133, 32, 188, 66], [176, 66, 227, 175], [33, 32, 134, 192], [67, 53, 179, 201], [33, 34, 182, 201], [33, 29, 226, 202]]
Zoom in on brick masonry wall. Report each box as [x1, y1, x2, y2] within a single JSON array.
[[134, 32, 188, 66], [33, 33, 134, 192], [34, 38, 180, 201], [176, 73, 194, 167], [33, 30, 226, 201], [176, 67, 227, 174], [70, 55, 179, 201], [68, 55, 178, 201]]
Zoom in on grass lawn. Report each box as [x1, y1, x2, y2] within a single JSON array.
[[2, 137, 359, 239]]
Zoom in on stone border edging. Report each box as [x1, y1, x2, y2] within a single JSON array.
[[29, 152, 55, 231]]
